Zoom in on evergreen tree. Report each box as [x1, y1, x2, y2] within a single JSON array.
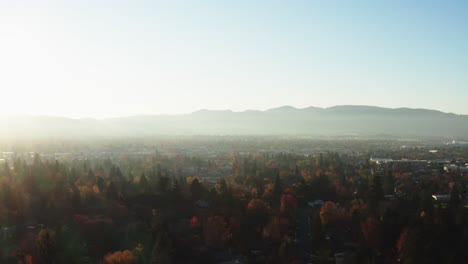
[[383, 169, 395, 195], [157, 176, 170, 193], [311, 213, 325, 252], [106, 181, 118, 200], [449, 184, 461, 208], [171, 179, 182, 203], [368, 174, 383, 214], [115, 166, 123, 178], [190, 178, 203, 201], [150, 231, 172, 264], [2, 162, 11, 178], [219, 178, 228, 194], [128, 171, 135, 183], [272, 173, 283, 204], [419, 191, 434, 225], [87, 169, 95, 182], [140, 173, 149, 193], [317, 153, 324, 171], [96, 176, 105, 193]]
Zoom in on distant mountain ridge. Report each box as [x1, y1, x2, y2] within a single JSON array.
[[0, 105, 467, 139]]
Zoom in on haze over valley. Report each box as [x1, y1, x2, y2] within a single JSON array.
[[1, 105, 467, 139], [1, 1, 468, 264]]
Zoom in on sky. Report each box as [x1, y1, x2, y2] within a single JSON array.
[[0, 0, 467, 118]]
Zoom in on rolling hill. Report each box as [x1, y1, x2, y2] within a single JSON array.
[[0, 105, 467, 139]]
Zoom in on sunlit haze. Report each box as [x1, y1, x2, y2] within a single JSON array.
[[1, 1, 467, 118]]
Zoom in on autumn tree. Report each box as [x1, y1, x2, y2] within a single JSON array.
[[280, 194, 297, 222], [396, 227, 408, 260], [103, 250, 135, 264], [319, 201, 338, 226], [262, 216, 288, 242], [36, 229, 57, 264], [246, 199, 270, 232], [19, 255, 33, 264], [190, 216, 200, 229], [360, 216, 381, 252]]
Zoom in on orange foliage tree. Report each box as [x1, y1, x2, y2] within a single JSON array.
[[262, 183, 274, 200], [319, 201, 338, 226], [262, 216, 289, 242], [396, 227, 408, 259], [280, 194, 297, 214], [247, 198, 270, 212], [103, 250, 135, 264], [246, 198, 270, 231]]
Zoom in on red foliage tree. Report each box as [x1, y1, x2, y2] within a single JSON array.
[[360, 216, 381, 251], [280, 194, 297, 214], [190, 216, 200, 229], [18, 254, 33, 264]]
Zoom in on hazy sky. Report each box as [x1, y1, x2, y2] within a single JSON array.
[[1, 1, 467, 118]]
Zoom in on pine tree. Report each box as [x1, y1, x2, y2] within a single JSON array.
[[383, 169, 395, 195], [140, 173, 149, 193], [87, 169, 95, 182], [96, 176, 105, 192], [190, 178, 203, 201], [311, 213, 325, 252], [219, 178, 228, 194], [106, 182, 118, 200], [2, 162, 11, 178], [150, 231, 172, 264], [450, 184, 461, 208], [368, 174, 383, 214], [273, 173, 283, 205]]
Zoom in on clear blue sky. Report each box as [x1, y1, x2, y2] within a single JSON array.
[[1, 0, 467, 118]]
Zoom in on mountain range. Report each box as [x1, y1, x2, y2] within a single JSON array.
[[0, 105, 467, 139]]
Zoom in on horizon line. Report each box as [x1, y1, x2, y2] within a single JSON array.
[[0, 104, 463, 120]]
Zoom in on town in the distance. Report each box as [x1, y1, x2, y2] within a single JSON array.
[[0, 136, 467, 264]]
